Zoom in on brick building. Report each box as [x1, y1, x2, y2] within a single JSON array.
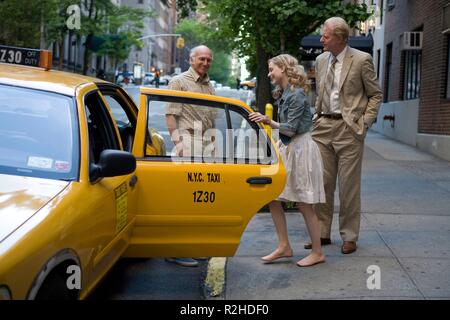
[[372, 0, 450, 161]]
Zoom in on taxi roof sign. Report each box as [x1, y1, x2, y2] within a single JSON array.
[[0, 45, 52, 70]]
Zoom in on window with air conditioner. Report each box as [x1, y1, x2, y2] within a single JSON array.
[[446, 37, 450, 99], [387, 0, 395, 10], [443, 3, 450, 34], [401, 32, 423, 50]]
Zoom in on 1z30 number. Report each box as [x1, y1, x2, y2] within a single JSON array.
[[193, 191, 215, 203]]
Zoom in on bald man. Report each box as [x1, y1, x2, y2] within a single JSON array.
[[165, 45, 217, 158], [165, 45, 217, 267]]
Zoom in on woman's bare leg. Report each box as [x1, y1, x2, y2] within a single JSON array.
[[297, 202, 325, 266], [261, 201, 293, 262]]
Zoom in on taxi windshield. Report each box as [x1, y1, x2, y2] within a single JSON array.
[[0, 84, 79, 180]]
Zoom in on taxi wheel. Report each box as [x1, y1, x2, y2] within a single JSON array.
[[34, 268, 78, 300], [243, 85, 248, 90]]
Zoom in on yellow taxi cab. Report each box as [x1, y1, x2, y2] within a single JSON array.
[[0, 45, 286, 300], [240, 77, 257, 90]]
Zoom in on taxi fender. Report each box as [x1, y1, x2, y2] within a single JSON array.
[[27, 248, 81, 300]]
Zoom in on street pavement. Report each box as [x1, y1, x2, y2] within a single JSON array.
[[89, 258, 209, 300], [218, 130, 450, 300]]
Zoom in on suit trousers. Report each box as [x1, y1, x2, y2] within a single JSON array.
[[311, 117, 364, 242]]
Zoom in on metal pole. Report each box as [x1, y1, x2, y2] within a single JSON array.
[[138, 34, 182, 41]]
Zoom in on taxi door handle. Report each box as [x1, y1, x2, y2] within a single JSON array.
[[246, 177, 272, 185], [129, 175, 138, 187]]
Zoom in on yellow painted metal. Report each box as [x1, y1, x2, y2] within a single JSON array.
[[125, 161, 285, 257], [265, 103, 273, 138], [0, 64, 105, 96], [139, 87, 254, 113]]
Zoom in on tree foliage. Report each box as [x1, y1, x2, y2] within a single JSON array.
[[75, 0, 153, 74], [175, 18, 233, 85], [0, 0, 44, 48], [82, 2, 153, 72], [0, 0, 153, 74], [178, 0, 372, 111]]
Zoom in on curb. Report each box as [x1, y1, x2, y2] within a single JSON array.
[[203, 257, 227, 299]]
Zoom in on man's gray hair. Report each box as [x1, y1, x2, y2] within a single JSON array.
[[189, 45, 213, 60], [324, 17, 350, 41]]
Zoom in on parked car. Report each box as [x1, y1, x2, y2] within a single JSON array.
[[159, 74, 172, 85], [142, 72, 155, 85], [116, 71, 135, 86], [0, 45, 285, 300]]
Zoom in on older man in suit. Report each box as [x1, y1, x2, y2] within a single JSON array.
[[308, 17, 382, 254]]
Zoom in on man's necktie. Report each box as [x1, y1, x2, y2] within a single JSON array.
[[322, 56, 337, 113]]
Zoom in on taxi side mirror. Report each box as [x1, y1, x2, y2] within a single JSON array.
[[90, 149, 136, 182]]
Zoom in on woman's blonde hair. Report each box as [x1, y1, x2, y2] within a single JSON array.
[[268, 54, 310, 99]]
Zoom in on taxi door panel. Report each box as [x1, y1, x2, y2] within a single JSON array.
[[125, 91, 286, 257], [80, 90, 134, 286]]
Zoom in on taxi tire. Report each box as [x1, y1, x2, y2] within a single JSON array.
[[34, 268, 78, 300]]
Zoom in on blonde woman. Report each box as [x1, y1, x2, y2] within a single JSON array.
[[249, 54, 326, 267]]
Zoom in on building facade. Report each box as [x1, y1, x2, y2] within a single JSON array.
[[358, 0, 385, 89], [122, 0, 177, 76], [371, 0, 450, 161]]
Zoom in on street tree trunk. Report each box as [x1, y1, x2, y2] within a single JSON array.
[[58, 40, 64, 70], [40, 8, 46, 49], [83, 34, 92, 75], [280, 31, 285, 53], [255, 42, 273, 116], [83, 0, 95, 75]]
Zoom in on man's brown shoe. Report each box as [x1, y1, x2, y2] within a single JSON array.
[[304, 238, 331, 249], [341, 241, 357, 254]]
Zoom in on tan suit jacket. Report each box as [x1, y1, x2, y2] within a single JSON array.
[[315, 47, 382, 140]]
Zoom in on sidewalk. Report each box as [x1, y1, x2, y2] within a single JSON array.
[[215, 131, 450, 300]]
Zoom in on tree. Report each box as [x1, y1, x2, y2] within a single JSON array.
[[0, 0, 153, 75], [175, 18, 233, 85], [77, 0, 153, 75], [0, 0, 74, 68], [92, 5, 155, 73], [179, 0, 372, 112], [0, 0, 42, 48], [43, 0, 76, 69]]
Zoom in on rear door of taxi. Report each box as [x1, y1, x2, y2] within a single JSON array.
[[124, 88, 286, 258]]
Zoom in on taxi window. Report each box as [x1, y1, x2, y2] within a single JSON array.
[[84, 92, 120, 164], [145, 98, 272, 164], [102, 91, 136, 152], [104, 95, 131, 126], [0, 84, 79, 180]]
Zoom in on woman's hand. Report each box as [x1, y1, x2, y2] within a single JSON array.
[[248, 112, 271, 125]]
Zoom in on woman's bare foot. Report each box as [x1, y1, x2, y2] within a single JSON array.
[[296, 252, 325, 267], [261, 246, 293, 263]]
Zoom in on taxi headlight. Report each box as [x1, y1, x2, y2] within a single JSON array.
[[0, 285, 12, 300]]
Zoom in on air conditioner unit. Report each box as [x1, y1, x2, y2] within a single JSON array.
[[387, 0, 395, 10], [401, 32, 423, 50]]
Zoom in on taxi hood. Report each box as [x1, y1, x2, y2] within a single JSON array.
[[0, 174, 69, 243]]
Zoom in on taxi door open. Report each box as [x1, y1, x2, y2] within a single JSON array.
[[124, 88, 286, 257]]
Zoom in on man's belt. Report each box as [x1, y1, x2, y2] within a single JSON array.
[[319, 113, 343, 120]]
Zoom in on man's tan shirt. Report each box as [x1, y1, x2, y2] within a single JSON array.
[[166, 67, 217, 132]]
